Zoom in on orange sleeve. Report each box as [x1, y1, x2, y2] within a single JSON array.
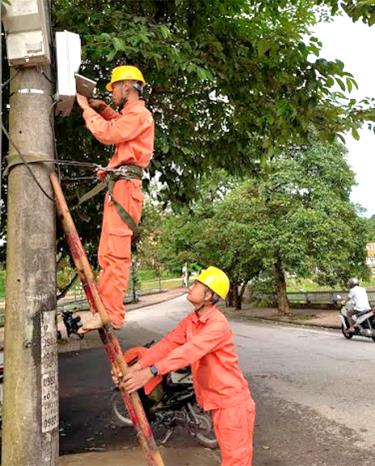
[[99, 104, 120, 120], [82, 107, 153, 145], [138, 318, 188, 368], [154, 320, 229, 376]]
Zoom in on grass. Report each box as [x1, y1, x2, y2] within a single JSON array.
[[139, 277, 184, 291]]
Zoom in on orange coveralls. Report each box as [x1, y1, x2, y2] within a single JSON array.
[[139, 305, 256, 466], [82, 100, 154, 327]]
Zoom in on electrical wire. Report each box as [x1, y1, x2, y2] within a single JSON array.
[[0, 121, 55, 202], [1, 74, 101, 202], [1, 69, 20, 89]]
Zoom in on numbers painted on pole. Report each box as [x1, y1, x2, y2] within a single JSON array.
[[41, 310, 58, 433]]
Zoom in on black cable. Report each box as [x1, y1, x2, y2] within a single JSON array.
[[1, 69, 20, 89], [0, 121, 55, 202], [40, 69, 54, 84]]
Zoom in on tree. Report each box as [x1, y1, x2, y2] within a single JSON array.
[[2, 1, 374, 273], [221, 141, 370, 313], [159, 141, 370, 312], [46, 0, 375, 264]]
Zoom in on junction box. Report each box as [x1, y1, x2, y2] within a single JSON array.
[[2, 0, 51, 66]]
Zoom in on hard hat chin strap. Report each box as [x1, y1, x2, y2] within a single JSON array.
[[119, 82, 128, 108], [194, 302, 206, 315], [194, 289, 211, 315]]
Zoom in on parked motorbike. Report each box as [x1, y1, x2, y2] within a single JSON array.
[[338, 297, 375, 342], [57, 308, 83, 340], [110, 342, 218, 449]]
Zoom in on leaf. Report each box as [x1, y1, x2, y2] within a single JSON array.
[[112, 37, 126, 52], [351, 128, 360, 141], [196, 67, 208, 80], [257, 40, 272, 57], [106, 49, 117, 61], [335, 78, 346, 92], [159, 25, 171, 40]]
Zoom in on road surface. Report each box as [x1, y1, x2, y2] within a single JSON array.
[[59, 295, 375, 465]]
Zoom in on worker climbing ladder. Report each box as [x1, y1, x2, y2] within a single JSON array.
[[50, 172, 165, 466]]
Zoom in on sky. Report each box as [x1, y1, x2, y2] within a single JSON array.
[[314, 16, 375, 217]]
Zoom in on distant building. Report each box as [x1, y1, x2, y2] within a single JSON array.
[[366, 242, 375, 271]]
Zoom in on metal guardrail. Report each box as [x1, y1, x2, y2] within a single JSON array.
[[56, 277, 185, 311], [0, 276, 185, 315], [286, 290, 375, 306]]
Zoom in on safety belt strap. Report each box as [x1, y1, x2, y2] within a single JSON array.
[[76, 164, 143, 241], [106, 177, 140, 241], [75, 181, 106, 207]]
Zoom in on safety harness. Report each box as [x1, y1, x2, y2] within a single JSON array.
[[76, 164, 143, 241]]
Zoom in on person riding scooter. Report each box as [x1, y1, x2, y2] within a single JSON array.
[[344, 278, 371, 332]]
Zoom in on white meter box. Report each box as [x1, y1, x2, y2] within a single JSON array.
[[2, 0, 51, 66], [55, 31, 82, 117]]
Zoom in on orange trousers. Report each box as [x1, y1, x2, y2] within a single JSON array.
[[212, 399, 256, 466], [97, 179, 143, 327]]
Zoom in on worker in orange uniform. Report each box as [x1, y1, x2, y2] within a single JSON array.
[[113, 266, 256, 466], [76, 65, 154, 333]]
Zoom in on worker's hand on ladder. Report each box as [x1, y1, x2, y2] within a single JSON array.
[[123, 368, 153, 394], [111, 362, 143, 386]]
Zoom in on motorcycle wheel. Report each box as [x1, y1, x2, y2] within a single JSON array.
[[341, 324, 353, 340], [188, 405, 218, 449], [110, 390, 133, 427]]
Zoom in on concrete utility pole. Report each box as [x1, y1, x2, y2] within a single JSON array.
[[2, 1, 59, 465]]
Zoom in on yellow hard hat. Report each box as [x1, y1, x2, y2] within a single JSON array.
[[196, 266, 230, 300], [106, 65, 146, 92]]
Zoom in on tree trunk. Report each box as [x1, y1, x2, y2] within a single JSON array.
[[237, 281, 248, 310], [273, 256, 291, 315], [233, 281, 241, 310], [226, 284, 234, 307]]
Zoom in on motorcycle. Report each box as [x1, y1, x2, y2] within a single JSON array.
[[57, 308, 83, 340], [110, 342, 218, 449], [338, 297, 375, 342]]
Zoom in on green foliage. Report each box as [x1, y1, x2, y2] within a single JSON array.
[[154, 141, 370, 302], [52, 0, 375, 210], [321, 0, 375, 25], [3, 1, 375, 269], [367, 215, 375, 241]]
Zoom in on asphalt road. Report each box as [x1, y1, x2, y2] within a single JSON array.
[[59, 295, 375, 465]]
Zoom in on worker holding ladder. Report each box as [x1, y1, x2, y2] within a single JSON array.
[[76, 65, 154, 333]]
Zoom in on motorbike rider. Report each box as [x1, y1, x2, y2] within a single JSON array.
[[344, 277, 371, 332], [112, 266, 256, 466]]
